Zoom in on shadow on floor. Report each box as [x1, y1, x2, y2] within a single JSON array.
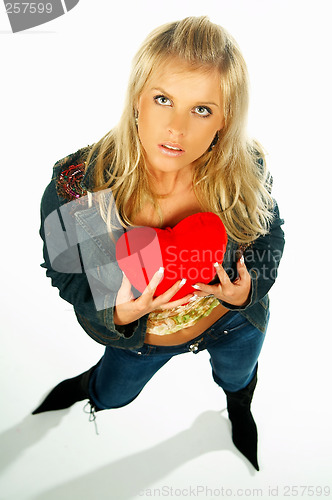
[[0, 408, 70, 475], [17, 409, 256, 499]]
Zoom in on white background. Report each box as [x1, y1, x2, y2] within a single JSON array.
[[1, 0, 331, 499]]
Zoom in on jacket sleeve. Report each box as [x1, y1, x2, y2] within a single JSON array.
[[219, 199, 285, 311], [39, 162, 140, 345]]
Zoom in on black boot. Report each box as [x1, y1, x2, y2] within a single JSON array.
[[224, 366, 260, 471], [32, 365, 100, 414]]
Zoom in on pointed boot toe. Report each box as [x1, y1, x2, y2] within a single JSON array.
[[32, 366, 96, 415]]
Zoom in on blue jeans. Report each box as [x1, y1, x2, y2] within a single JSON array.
[[89, 311, 268, 410]]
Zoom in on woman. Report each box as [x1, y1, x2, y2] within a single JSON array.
[[32, 16, 285, 471]]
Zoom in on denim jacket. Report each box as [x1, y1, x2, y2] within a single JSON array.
[[40, 146, 285, 349]]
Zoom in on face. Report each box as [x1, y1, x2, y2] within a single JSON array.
[[136, 57, 224, 176]]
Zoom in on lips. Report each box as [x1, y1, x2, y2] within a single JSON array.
[[158, 142, 185, 157], [160, 142, 185, 151]]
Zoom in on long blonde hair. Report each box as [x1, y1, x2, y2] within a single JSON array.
[[84, 15, 274, 244]]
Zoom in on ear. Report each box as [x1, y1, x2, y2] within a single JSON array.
[[218, 116, 225, 131], [136, 95, 142, 114]]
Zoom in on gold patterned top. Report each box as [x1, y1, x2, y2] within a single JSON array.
[[146, 295, 220, 335]]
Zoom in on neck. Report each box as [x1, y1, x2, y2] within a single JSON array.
[[148, 166, 193, 197]]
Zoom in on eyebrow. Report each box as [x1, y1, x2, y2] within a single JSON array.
[[150, 87, 220, 107]]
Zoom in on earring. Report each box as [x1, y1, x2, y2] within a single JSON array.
[[135, 111, 139, 126], [208, 131, 219, 151]]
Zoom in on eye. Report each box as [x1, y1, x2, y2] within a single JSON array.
[[154, 95, 172, 106], [194, 106, 212, 117]]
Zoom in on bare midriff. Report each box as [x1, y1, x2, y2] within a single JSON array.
[[144, 301, 229, 346]]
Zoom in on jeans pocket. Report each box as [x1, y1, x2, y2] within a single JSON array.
[[211, 312, 251, 338], [125, 345, 154, 357]]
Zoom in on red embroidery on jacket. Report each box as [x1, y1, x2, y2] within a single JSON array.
[[56, 162, 87, 201]]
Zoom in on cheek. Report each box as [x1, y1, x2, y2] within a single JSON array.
[[138, 116, 155, 146], [139, 107, 160, 134], [192, 126, 216, 150]]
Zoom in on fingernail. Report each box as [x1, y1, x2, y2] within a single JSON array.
[[179, 278, 186, 287], [213, 262, 220, 268], [188, 294, 198, 302], [192, 284, 201, 290], [157, 267, 164, 274], [240, 256, 244, 265]]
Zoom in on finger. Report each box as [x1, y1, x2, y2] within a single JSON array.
[[236, 256, 250, 282], [116, 272, 135, 305], [142, 267, 165, 296], [188, 289, 214, 298], [213, 262, 230, 286], [121, 272, 132, 289], [154, 277, 187, 305], [160, 293, 196, 310], [191, 262, 228, 294], [191, 282, 218, 295]]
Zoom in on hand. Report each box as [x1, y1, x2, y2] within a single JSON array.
[[192, 256, 251, 307], [113, 268, 194, 326]]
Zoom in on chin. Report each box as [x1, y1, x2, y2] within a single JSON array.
[[146, 155, 186, 173]]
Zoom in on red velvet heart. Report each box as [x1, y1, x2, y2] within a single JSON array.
[[115, 212, 227, 301]]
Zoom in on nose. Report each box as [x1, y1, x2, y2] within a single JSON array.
[[167, 112, 187, 137]]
